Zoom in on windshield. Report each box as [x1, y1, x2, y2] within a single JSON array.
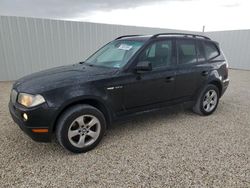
[[85, 40, 145, 68]]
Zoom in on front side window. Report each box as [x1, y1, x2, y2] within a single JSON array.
[[204, 42, 220, 60], [139, 40, 173, 69], [177, 40, 197, 64], [85, 40, 144, 68]]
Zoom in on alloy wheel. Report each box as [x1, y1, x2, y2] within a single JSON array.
[[68, 115, 101, 148], [203, 89, 218, 112]]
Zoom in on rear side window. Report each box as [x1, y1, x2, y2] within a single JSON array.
[[177, 40, 197, 64], [197, 41, 206, 62], [204, 42, 220, 60]]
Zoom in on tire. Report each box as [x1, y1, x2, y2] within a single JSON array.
[[193, 84, 219, 116], [56, 104, 106, 153]]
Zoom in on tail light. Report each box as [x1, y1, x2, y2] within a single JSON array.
[[225, 60, 229, 79], [221, 49, 228, 79]]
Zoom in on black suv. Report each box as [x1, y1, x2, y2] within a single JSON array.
[[9, 33, 229, 153]]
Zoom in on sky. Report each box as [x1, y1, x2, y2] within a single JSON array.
[[0, 0, 249, 31]]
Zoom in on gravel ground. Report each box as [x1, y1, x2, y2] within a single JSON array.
[[0, 69, 249, 187]]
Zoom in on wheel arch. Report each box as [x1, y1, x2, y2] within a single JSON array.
[[52, 98, 113, 132], [208, 80, 222, 97], [194, 79, 223, 102]]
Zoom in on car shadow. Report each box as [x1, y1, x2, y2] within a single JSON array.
[[109, 105, 192, 130]]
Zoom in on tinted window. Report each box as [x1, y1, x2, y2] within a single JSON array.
[[204, 42, 219, 60], [197, 41, 206, 62], [177, 40, 197, 64], [139, 40, 172, 69]]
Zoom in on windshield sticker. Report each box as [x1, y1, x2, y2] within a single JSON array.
[[113, 64, 121, 68], [118, 44, 133, 51]]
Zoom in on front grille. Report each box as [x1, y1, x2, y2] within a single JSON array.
[[11, 89, 18, 104]]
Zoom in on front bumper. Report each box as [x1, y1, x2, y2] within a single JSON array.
[[8, 101, 55, 142]]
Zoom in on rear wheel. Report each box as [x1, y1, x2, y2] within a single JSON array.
[[56, 104, 106, 153], [193, 84, 219, 116]]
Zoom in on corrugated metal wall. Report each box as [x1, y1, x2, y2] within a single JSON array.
[[0, 15, 249, 81], [206, 30, 250, 70], [0, 15, 184, 81]]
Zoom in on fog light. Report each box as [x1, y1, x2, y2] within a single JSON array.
[[23, 113, 28, 121]]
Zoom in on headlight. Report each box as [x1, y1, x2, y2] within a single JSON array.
[[17, 93, 45, 107]]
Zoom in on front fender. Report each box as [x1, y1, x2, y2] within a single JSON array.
[[43, 83, 113, 128]]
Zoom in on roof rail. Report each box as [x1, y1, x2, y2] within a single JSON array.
[[115, 35, 142, 40], [151, 33, 211, 40]]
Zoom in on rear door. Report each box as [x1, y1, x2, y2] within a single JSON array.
[[174, 39, 209, 100]]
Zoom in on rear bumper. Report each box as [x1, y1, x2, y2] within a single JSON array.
[[9, 102, 54, 142], [221, 78, 229, 96]]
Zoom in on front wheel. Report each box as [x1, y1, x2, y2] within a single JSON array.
[[56, 104, 106, 153], [193, 84, 219, 116]]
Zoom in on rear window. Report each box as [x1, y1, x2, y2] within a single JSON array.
[[204, 42, 220, 60]]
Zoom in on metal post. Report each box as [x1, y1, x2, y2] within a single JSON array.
[[202, 25, 205, 33]]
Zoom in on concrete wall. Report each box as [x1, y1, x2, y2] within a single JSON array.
[[0, 15, 249, 81]]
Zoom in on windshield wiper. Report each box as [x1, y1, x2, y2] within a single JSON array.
[[80, 61, 95, 67]]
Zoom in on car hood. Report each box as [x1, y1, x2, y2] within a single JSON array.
[[13, 64, 118, 93]]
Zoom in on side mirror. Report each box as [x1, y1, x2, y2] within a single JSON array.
[[135, 61, 152, 72]]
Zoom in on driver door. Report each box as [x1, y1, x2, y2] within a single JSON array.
[[123, 39, 177, 110]]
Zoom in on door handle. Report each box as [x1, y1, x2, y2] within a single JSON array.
[[165, 76, 175, 82], [201, 71, 209, 76]]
